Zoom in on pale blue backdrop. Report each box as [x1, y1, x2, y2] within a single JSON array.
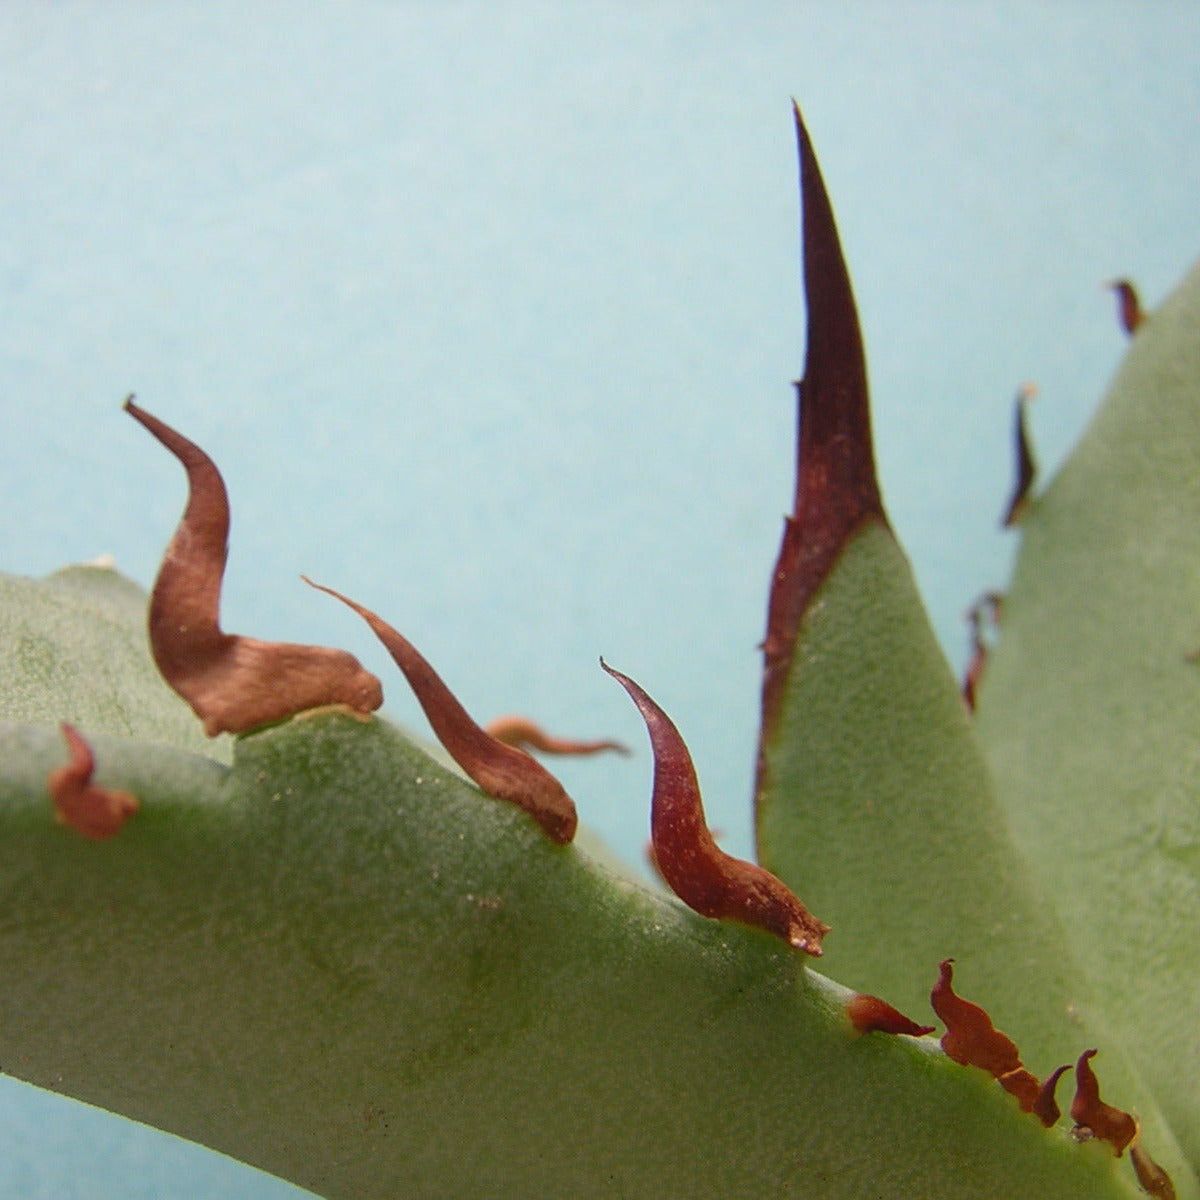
[[2, 4, 1198, 1196]]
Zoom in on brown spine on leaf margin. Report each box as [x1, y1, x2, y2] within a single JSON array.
[[931, 959, 1023, 1078], [930, 960, 1066, 1126], [1032, 1063, 1071, 1129], [304, 578, 578, 845], [125, 398, 383, 735], [962, 591, 1003, 712], [1000, 383, 1038, 528], [845, 993, 935, 1038], [1131, 1142, 1177, 1200], [1070, 1049, 1137, 1156], [484, 715, 629, 758], [603, 659, 828, 955], [757, 105, 886, 796], [1108, 279, 1145, 336], [962, 613, 988, 713], [48, 723, 139, 839]]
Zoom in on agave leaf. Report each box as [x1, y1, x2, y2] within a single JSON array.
[[974, 253, 1200, 1172], [0, 564, 228, 761], [756, 521, 1075, 1048], [754, 99, 1096, 1073], [751, 519, 1198, 1200], [753, 109, 1194, 1193], [0, 567, 1145, 1200]]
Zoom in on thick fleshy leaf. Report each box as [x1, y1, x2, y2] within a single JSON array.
[[974, 253, 1200, 1172], [3, 106, 1195, 1200], [0, 567, 1150, 1200], [753, 524, 1149, 1075], [754, 102, 1085, 1068], [0, 563, 227, 759], [753, 108, 1194, 1194]]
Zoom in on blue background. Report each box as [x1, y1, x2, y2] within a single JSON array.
[[2, 4, 1198, 1195]]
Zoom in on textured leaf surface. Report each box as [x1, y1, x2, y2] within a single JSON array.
[[755, 520, 1066, 1036], [752, 519, 1194, 1194], [0, 567, 1143, 1200], [0, 565, 228, 760], [975, 253, 1200, 1173], [754, 98, 1088, 1075], [752, 101, 1198, 1194]]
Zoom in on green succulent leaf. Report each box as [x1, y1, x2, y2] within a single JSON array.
[[0, 566, 1146, 1200], [757, 520, 1073, 1049], [0, 564, 229, 761], [752, 106, 1197, 1197], [753, 518, 1196, 1197], [750, 116, 1091, 1047], [974, 253, 1200, 1172], [3, 110, 1197, 1200]]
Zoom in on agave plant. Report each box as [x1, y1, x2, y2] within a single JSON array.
[[1, 106, 1196, 1200]]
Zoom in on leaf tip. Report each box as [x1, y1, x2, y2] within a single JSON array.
[[758, 105, 885, 793]]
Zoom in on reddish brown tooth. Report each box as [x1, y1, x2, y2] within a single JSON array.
[[962, 608, 987, 712], [48, 723, 139, 839], [125, 397, 383, 735], [484, 715, 629, 758], [305, 577, 578, 844], [1032, 1063, 1071, 1128], [1130, 1140, 1177, 1200], [930, 959, 1022, 1078], [1000, 383, 1038, 528], [997, 1067, 1042, 1113], [603, 659, 828, 955], [1107, 279, 1145, 335], [1069, 1049, 1137, 1156], [845, 993, 935, 1038], [961, 592, 1003, 711]]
